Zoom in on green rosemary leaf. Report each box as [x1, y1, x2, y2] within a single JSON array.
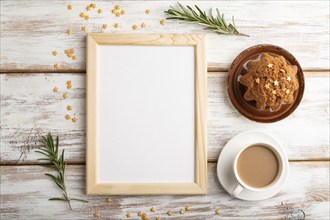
[[36, 147, 52, 155], [178, 2, 190, 15], [222, 14, 228, 29], [165, 2, 248, 37], [195, 5, 204, 17], [35, 150, 49, 157], [45, 173, 64, 190], [61, 150, 64, 166], [45, 134, 53, 151]]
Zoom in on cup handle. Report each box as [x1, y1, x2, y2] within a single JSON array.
[[231, 184, 244, 198]]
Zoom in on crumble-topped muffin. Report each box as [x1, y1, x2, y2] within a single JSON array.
[[239, 53, 299, 111]]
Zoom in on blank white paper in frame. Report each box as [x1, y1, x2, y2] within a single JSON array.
[[98, 45, 196, 183]]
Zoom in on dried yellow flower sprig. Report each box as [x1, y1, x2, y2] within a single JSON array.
[[64, 48, 77, 61], [112, 5, 125, 17]]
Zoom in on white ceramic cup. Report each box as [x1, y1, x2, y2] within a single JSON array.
[[231, 143, 286, 198]]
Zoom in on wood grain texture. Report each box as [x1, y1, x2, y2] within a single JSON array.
[[88, 33, 205, 45], [195, 34, 208, 193], [1, 0, 329, 72], [1, 72, 329, 164], [1, 162, 329, 220], [86, 34, 99, 195]]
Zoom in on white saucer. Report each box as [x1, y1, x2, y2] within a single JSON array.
[[217, 130, 289, 201]]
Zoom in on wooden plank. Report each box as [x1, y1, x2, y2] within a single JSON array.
[[1, 1, 329, 72], [1, 72, 329, 164], [0, 162, 329, 219]]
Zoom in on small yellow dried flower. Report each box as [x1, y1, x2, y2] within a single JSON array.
[[79, 12, 85, 18], [155, 217, 161, 220], [264, 83, 270, 90], [180, 208, 185, 214], [267, 63, 273, 69], [66, 29, 73, 36], [114, 23, 119, 28], [150, 207, 156, 212], [67, 5, 73, 10], [63, 93, 68, 99], [126, 212, 131, 218], [112, 9, 117, 14], [272, 90, 277, 95], [215, 209, 221, 215], [72, 55, 77, 61], [115, 5, 120, 10], [120, 10, 125, 15], [67, 83, 73, 89], [146, 9, 151, 14], [106, 197, 112, 203], [286, 89, 290, 94], [84, 15, 90, 20], [52, 50, 58, 56], [66, 80, 72, 85], [141, 22, 146, 28], [65, 114, 71, 120], [66, 53, 73, 58], [67, 105, 73, 111], [69, 48, 75, 54], [86, 5, 91, 11], [115, 12, 121, 17], [90, 3, 96, 9], [287, 76, 292, 81], [53, 87, 59, 92], [274, 80, 279, 86], [166, 210, 173, 216], [54, 63, 59, 69], [138, 211, 144, 217], [185, 205, 191, 211], [72, 117, 77, 123], [94, 211, 101, 217], [98, 9, 102, 14], [102, 24, 108, 29], [160, 19, 166, 25], [255, 78, 260, 84], [82, 26, 87, 32], [132, 25, 138, 30], [141, 213, 149, 220]]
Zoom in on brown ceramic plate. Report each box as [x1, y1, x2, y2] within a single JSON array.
[[227, 44, 305, 123]]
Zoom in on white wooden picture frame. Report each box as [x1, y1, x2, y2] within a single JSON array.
[[86, 34, 207, 195]]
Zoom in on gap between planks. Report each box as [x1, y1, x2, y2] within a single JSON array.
[[0, 69, 329, 74]]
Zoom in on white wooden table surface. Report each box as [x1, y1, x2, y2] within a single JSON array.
[[1, 1, 329, 219]]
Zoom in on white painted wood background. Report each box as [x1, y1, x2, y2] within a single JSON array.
[[0, 0, 329, 219]]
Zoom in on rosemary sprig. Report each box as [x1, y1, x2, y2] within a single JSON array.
[[165, 2, 249, 37], [36, 133, 88, 210]]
